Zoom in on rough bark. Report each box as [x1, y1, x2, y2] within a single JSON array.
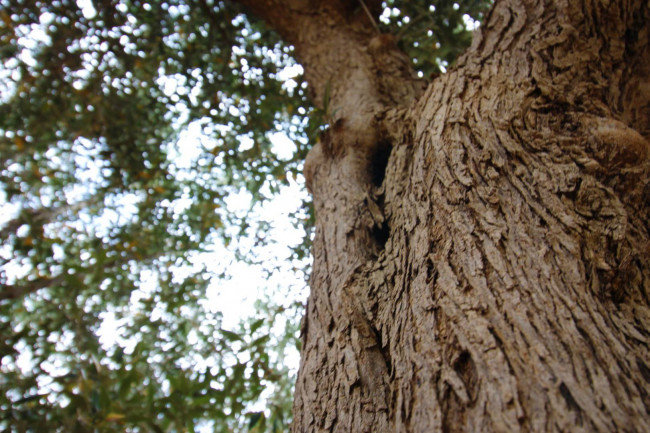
[[238, 0, 650, 431]]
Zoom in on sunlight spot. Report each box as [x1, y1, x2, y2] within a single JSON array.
[[238, 135, 254, 151], [76, 0, 97, 19], [463, 14, 480, 31], [270, 132, 296, 161], [277, 64, 303, 81]]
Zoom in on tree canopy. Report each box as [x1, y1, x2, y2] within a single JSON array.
[[0, 0, 489, 431]]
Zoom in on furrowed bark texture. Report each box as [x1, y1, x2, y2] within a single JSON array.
[[239, 0, 650, 431]]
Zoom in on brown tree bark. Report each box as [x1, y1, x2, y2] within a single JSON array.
[[238, 0, 650, 431]]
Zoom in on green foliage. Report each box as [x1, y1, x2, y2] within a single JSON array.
[[381, 0, 491, 77], [0, 0, 488, 431]]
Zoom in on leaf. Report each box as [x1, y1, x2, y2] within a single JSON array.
[[250, 318, 265, 333], [220, 328, 244, 342], [118, 370, 139, 399], [105, 413, 126, 422], [90, 389, 101, 413], [248, 411, 265, 431], [250, 334, 271, 348]]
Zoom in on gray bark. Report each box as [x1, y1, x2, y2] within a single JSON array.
[[238, 0, 650, 431]]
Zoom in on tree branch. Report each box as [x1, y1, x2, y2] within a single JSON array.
[[0, 197, 101, 241]]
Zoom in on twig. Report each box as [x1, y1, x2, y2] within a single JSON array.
[[358, 0, 380, 34]]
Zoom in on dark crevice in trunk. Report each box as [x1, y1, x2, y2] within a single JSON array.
[[637, 357, 650, 383], [370, 140, 393, 187], [453, 350, 479, 404], [368, 140, 393, 251], [559, 382, 583, 424], [370, 322, 392, 374], [371, 222, 390, 250]]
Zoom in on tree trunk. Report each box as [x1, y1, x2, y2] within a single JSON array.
[[239, 0, 650, 431]]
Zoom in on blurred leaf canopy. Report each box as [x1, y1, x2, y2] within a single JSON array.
[[0, 0, 490, 431]]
